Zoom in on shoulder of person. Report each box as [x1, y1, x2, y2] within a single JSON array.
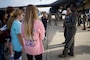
[[35, 20, 42, 24], [34, 20, 43, 30], [14, 20, 21, 24], [35, 20, 43, 26]]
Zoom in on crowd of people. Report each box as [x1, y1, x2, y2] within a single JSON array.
[[0, 5, 45, 60], [0, 4, 90, 60]]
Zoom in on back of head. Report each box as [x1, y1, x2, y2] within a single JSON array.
[[11, 9, 23, 18], [23, 5, 38, 40], [6, 7, 14, 22], [6, 9, 23, 30], [24, 5, 38, 22], [6, 7, 14, 14]]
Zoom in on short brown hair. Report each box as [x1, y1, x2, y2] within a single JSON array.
[[6, 7, 14, 14]]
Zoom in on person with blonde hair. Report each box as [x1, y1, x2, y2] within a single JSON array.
[[21, 5, 45, 60], [41, 12, 48, 40], [9, 9, 24, 60]]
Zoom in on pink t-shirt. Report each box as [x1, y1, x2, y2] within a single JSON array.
[[21, 20, 45, 55]]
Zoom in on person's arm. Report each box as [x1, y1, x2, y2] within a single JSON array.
[[17, 34, 24, 46], [63, 16, 66, 28], [17, 34, 24, 52], [39, 21, 45, 40], [33, 20, 45, 41], [41, 17, 43, 21], [15, 22, 24, 52], [46, 17, 49, 23]]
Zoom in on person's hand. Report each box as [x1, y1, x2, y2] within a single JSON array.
[[47, 20, 49, 23], [63, 22, 65, 28]]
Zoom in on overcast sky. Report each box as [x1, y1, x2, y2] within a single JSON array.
[[0, 0, 56, 8]]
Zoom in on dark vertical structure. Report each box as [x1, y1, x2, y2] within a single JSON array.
[[82, 1, 86, 30]]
